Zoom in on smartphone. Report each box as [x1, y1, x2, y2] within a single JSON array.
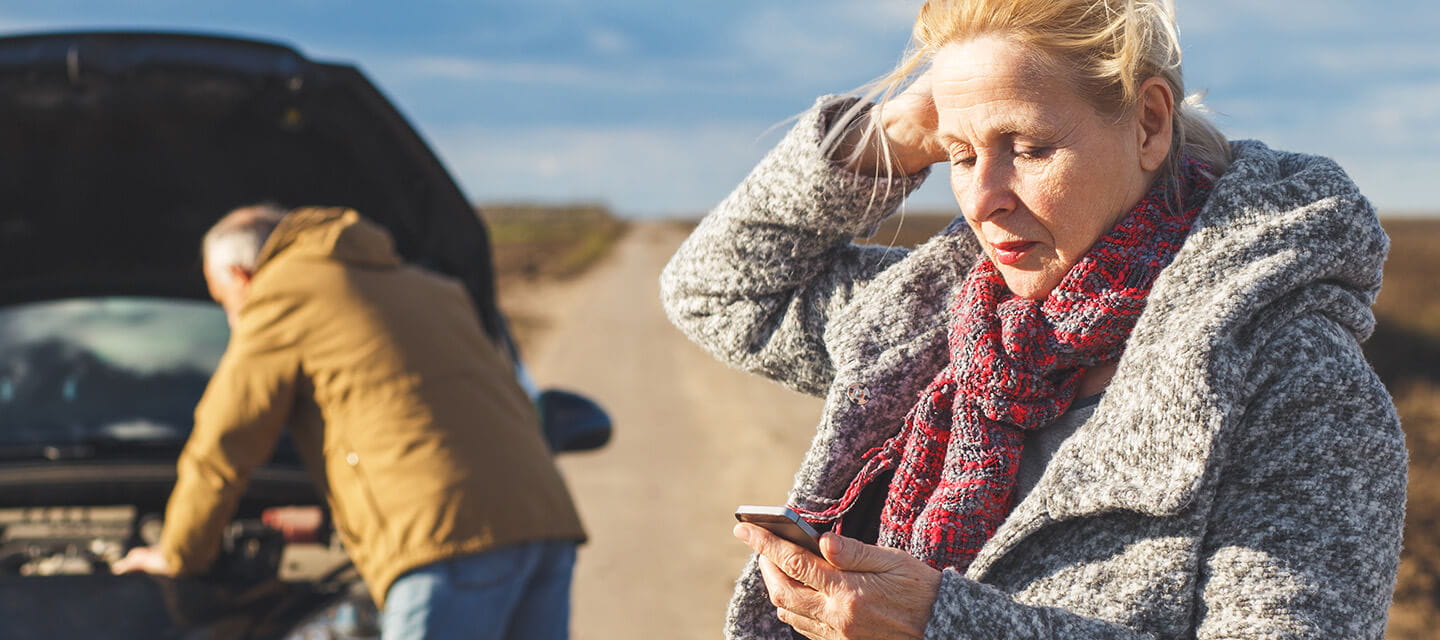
[[734, 505, 823, 556]]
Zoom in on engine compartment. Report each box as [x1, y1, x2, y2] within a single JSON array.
[[0, 504, 349, 583], [0, 505, 133, 576]]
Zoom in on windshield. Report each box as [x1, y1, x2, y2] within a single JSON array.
[[0, 298, 227, 449]]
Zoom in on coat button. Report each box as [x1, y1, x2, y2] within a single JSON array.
[[345, 452, 359, 466], [846, 384, 869, 406]]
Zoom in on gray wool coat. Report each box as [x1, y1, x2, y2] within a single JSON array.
[[659, 100, 1407, 639]]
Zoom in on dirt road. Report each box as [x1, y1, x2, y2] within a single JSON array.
[[510, 222, 822, 639]]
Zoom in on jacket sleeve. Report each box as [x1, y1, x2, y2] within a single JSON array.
[[921, 318, 1406, 639], [659, 97, 929, 396], [159, 289, 305, 575]]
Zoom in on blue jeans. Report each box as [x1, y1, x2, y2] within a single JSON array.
[[380, 540, 577, 640]]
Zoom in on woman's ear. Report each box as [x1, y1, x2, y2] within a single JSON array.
[[1136, 77, 1175, 173]]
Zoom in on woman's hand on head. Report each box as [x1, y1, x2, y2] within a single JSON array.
[[735, 522, 942, 639], [834, 72, 947, 177]]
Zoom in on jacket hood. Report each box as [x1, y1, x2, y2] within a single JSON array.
[[256, 207, 403, 270], [988, 140, 1389, 536], [1171, 139, 1387, 339]]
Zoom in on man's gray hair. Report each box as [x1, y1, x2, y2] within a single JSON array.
[[202, 204, 287, 285]]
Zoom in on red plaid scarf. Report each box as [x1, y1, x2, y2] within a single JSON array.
[[798, 160, 1212, 572]]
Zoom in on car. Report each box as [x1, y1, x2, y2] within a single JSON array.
[[0, 30, 609, 639]]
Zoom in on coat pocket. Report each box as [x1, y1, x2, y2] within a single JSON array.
[[325, 441, 392, 557]]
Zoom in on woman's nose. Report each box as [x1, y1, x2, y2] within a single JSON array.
[[958, 159, 1018, 222]]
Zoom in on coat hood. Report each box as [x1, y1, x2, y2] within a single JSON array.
[[966, 139, 1391, 577], [256, 207, 403, 271]]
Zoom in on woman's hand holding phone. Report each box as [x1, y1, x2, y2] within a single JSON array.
[[733, 505, 942, 640]]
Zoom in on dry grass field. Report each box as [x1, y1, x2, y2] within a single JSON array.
[[481, 203, 629, 282], [479, 203, 629, 347], [1371, 218, 1440, 639]]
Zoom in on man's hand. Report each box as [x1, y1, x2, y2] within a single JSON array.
[[111, 545, 177, 576], [735, 522, 942, 639]]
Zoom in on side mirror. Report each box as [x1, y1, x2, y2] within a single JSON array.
[[537, 389, 612, 453]]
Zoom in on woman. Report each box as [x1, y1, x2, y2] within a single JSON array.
[[660, 1, 1406, 638]]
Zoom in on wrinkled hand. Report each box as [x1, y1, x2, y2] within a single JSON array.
[[111, 545, 177, 576], [736, 523, 942, 640], [834, 71, 947, 177]]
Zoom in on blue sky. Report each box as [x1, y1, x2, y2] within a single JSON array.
[[2, 1, 1436, 217]]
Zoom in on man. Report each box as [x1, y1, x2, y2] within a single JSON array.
[[114, 205, 586, 639]]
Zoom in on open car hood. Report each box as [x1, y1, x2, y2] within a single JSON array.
[[0, 31, 505, 339]]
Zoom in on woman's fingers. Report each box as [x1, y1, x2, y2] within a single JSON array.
[[877, 71, 946, 173], [832, 71, 945, 176], [757, 556, 819, 609], [819, 532, 909, 573], [739, 524, 943, 639], [736, 523, 840, 592], [758, 556, 839, 639]]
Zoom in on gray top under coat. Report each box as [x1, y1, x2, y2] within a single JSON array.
[[1016, 395, 1100, 505]]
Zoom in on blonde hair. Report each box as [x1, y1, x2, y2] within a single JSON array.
[[839, 0, 1230, 190]]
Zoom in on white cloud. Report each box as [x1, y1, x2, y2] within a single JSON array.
[[1211, 79, 1440, 152], [428, 121, 788, 217], [394, 54, 690, 94], [0, 13, 64, 33], [405, 56, 605, 85], [385, 53, 782, 98], [729, 3, 914, 89], [1302, 42, 1440, 76], [1349, 82, 1440, 148], [1178, 0, 1377, 35], [834, 0, 925, 25], [1204, 77, 1440, 212], [585, 26, 632, 55]]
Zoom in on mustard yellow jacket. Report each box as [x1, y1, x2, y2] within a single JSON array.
[[160, 208, 585, 606]]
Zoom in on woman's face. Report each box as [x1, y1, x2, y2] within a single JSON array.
[[932, 37, 1155, 300]]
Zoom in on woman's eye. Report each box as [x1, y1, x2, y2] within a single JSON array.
[[945, 142, 975, 167], [949, 154, 977, 167], [1016, 146, 1053, 160]]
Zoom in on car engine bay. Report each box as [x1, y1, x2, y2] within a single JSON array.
[[0, 504, 348, 583]]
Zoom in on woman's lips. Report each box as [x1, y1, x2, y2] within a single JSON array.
[[991, 241, 1038, 266]]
